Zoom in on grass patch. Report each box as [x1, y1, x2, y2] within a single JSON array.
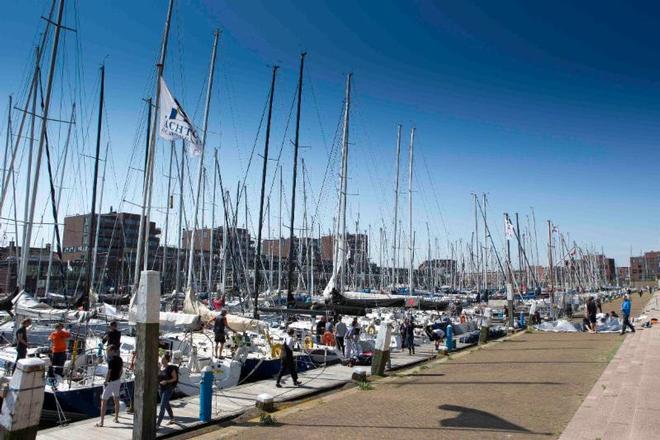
[[259, 413, 277, 426], [357, 380, 374, 391], [419, 365, 429, 370]]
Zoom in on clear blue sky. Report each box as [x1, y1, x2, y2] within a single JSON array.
[[1, 0, 659, 268]]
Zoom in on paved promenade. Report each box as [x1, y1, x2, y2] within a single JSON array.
[[560, 293, 660, 440], [197, 334, 624, 439]]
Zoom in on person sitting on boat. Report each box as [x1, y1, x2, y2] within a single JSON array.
[[102, 321, 121, 350], [47, 322, 70, 380], [13, 318, 31, 373], [276, 328, 301, 388], [96, 344, 123, 427], [209, 310, 235, 359]]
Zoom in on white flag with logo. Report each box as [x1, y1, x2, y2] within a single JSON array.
[[158, 76, 203, 155], [505, 217, 515, 240]]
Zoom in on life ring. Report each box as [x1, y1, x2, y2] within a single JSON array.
[[271, 343, 282, 359], [367, 324, 376, 336], [303, 336, 314, 350], [322, 331, 335, 346]]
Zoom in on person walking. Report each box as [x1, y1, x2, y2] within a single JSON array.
[[584, 297, 598, 334], [13, 318, 31, 373], [48, 323, 70, 379], [276, 328, 300, 388], [620, 294, 636, 335], [334, 316, 347, 356], [102, 321, 121, 349], [209, 310, 234, 359], [157, 352, 178, 427], [403, 319, 415, 355], [345, 318, 361, 359], [96, 345, 123, 427]]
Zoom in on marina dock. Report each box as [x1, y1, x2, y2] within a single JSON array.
[[37, 343, 439, 439]]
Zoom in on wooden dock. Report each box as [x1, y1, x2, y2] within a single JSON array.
[[37, 344, 439, 439]]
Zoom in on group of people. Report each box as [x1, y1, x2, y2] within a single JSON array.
[[314, 315, 362, 359], [584, 294, 636, 335], [14, 319, 71, 379]]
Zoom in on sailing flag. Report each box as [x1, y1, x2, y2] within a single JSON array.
[[505, 217, 515, 240], [158, 77, 203, 155]]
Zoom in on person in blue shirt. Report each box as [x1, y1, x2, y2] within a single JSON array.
[[620, 294, 635, 335]]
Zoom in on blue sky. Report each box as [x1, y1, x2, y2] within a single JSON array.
[[1, 0, 659, 268]]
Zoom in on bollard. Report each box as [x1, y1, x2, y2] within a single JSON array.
[[445, 324, 455, 352], [199, 366, 213, 422], [352, 367, 367, 382], [0, 358, 46, 440], [371, 322, 392, 376], [519, 311, 526, 328], [255, 393, 274, 412]]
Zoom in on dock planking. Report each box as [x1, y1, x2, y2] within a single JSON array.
[[37, 344, 437, 439]]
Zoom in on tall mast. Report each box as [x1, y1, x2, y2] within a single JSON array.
[[19, 52, 39, 288], [2, 96, 11, 197], [85, 65, 105, 308], [338, 73, 352, 292], [90, 140, 110, 296], [548, 220, 555, 311], [133, 0, 173, 290], [278, 165, 283, 294], [161, 140, 175, 282], [220, 189, 229, 295], [391, 124, 401, 288], [0, 0, 56, 218], [174, 141, 184, 293], [254, 65, 278, 318], [407, 127, 415, 296], [473, 193, 479, 289], [482, 193, 488, 290], [286, 52, 306, 307], [19, 0, 66, 291], [208, 148, 218, 293], [186, 29, 220, 291]]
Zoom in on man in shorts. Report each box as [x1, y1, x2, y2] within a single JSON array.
[[96, 345, 123, 427], [210, 310, 235, 358]]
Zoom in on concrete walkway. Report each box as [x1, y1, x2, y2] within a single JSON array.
[[38, 343, 438, 439], [560, 294, 660, 440]]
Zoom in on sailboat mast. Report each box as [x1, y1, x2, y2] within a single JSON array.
[[186, 29, 220, 291], [208, 148, 217, 293], [254, 65, 278, 318], [45, 104, 74, 295], [391, 124, 401, 288], [161, 141, 175, 281], [286, 52, 306, 307], [483, 193, 488, 290], [90, 141, 110, 296], [174, 141, 184, 293], [338, 73, 352, 293], [19, 0, 65, 291], [407, 127, 415, 296], [83, 65, 105, 309], [133, 0, 173, 289]]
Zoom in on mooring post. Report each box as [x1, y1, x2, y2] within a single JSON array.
[[0, 358, 46, 440], [133, 270, 160, 440], [371, 321, 392, 376], [199, 366, 213, 422]]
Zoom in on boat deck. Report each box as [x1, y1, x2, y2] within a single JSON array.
[[37, 343, 439, 439]]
